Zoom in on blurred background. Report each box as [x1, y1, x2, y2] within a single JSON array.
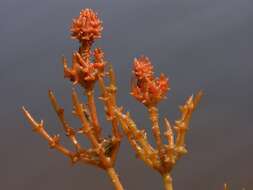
[[1, 0, 252, 189]]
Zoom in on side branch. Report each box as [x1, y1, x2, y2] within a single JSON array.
[[174, 90, 203, 157], [114, 108, 158, 169], [72, 89, 111, 168], [108, 65, 120, 138], [163, 118, 176, 165], [22, 107, 73, 159], [85, 89, 102, 140], [98, 65, 121, 163], [48, 90, 82, 151], [98, 65, 120, 138]]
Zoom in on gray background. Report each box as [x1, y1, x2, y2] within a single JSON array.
[[1, 0, 253, 190]]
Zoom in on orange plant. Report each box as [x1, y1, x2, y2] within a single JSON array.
[[22, 9, 123, 190], [115, 55, 202, 190], [22, 8, 204, 190]]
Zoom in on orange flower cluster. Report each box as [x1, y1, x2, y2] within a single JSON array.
[[131, 56, 170, 106], [64, 9, 106, 90], [62, 48, 105, 89], [70, 9, 103, 42]]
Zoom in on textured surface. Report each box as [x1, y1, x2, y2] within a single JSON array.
[[1, 0, 253, 189]]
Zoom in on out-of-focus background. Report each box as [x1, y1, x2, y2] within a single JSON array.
[[1, 0, 252, 190]]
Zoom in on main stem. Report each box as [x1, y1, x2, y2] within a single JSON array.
[[162, 173, 173, 190], [106, 167, 124, 190], [148, 106, 164, 162]]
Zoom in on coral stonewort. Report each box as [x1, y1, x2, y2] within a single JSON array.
[[115, 56, 202, 190], [22, 8, 123, 190], [22, 8, 204, 190]]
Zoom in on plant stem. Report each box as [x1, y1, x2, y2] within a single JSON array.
[[148, 106, 164, 162], [162, 173, 173, 190], [106, 167, 124, 190], [86, 89, 101, 139]]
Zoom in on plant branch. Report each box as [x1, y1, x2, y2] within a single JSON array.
[[22, 107, 73, 159], [147, 106, 165, 168], [174, 90, 203, 159], [97, 65, 121, 164], [114, 108, 159, 169], [48, 90, 82, 151], [72, 89, 108, 166], [85, 89, 102, 140]]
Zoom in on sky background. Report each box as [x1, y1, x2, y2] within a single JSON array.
[[1, 0, 253, 190]]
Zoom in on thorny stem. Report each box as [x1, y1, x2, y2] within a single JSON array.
[[114, 109, 155, 168], [22, 105, 125, 189], [22, 107, 73, 158], [48, 90, 82, 151], [162, 173, 173, 190], [97, 65, 122, 164], [85, 89, 101, 140], [72, 89, 125, 189], [72, 90, 106, 164], [98, 74, 119, 138], [174, 91, 203, 159], [98, 75, 121, 164], [106, 167, 124, 190], [148, 106, 165, 167], [107, 65, 121, 138]]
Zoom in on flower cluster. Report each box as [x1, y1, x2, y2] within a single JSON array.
[[63, 49, 105, 89], [131, 56, 169, 106], [70, 9, 103, 43], [133, 56, 154, 79], [65, 9, 106, 90]]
